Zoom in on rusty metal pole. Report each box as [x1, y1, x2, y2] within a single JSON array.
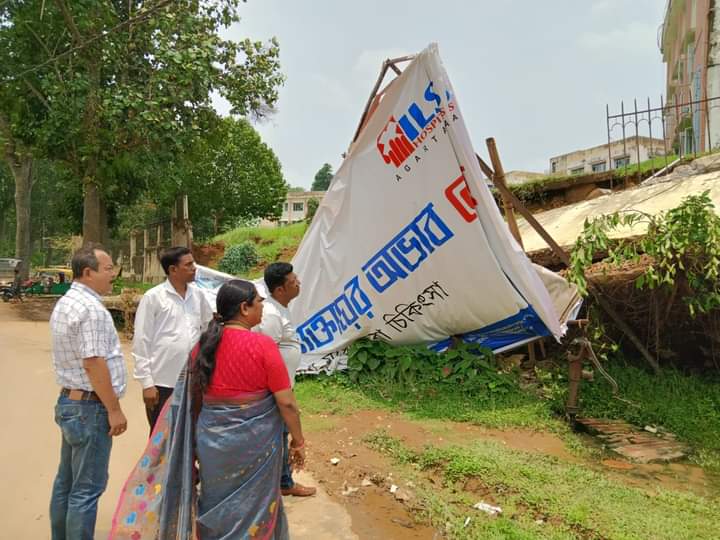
[[566, 346, 584, 421], [486, 138, 523, 249]]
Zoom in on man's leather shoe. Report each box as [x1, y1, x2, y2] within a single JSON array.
[[281, 483, 317, 497]]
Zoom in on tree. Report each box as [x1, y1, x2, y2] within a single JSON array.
[[177, 117, 287, 238], [0, 157, 81, 267], [0, 1, 284, 246], [311, 163, 333, 191], [0, 113, 34, 277], [288, 186, 305, 192], [0, 163, 14, 253], [305, 198, 319, 224]]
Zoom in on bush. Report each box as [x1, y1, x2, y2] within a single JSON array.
[[347, 338, 513, 395], [568, 192, 720, 368], [217, 242, 259, 275]]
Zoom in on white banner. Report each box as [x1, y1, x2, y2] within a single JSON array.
[[289, 44, 574, 373]]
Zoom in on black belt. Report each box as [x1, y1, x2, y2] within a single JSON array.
[[61, 388, 100, 401]]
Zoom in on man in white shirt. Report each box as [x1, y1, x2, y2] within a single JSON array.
[[49, 244, 128, 540], [256, 262, 316, 497], [132, 246, 213, 432]]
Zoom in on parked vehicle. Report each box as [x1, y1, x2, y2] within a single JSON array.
[[23, 267, 72, 296], [0, 258, 22, 287], [1, 284, 23, 302]]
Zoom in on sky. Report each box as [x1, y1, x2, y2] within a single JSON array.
[[214, 0, 668, 189]]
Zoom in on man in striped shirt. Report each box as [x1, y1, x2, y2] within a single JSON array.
[[49, 244, 128, 540]]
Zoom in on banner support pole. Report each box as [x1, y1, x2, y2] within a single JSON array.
[[486, 138, 524, 249], [475, 151, 659, 373]]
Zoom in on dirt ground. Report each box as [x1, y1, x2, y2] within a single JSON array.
[[3, 297, 716, 539], [0, 299, 356, 540]]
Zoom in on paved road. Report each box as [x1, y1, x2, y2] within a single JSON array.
[[0, 301, 357, 539]]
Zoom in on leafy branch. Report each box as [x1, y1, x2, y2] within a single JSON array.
[[568, 192, 720, 318]]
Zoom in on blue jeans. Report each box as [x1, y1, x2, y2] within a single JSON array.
[[49, 396, 113, 540], [281, 425, 294, 489]]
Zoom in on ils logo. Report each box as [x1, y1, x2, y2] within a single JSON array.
[[377, 81, 453, 168]]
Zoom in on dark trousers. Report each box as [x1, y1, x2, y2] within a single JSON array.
[[281, 424, 294, 489], [145, 385, 174, 435]]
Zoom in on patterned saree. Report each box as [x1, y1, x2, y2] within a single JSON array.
[[109, 365, 288, 540]]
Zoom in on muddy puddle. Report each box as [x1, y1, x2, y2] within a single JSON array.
[[306, 418, 438, 539]]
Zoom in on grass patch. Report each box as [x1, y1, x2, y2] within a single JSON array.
[[213, 222, 308, 278], [301, 414, 338, 433], [294, 375, 377, 415], [365, 431, 720, 540], [345, 339, 565, 430], [507, 154, 680, 205], [611, 154, 678, 179], [298, 361, 720, 471], [214, 222, 307, 260], [112, 277, 155, 294], [296, 372, 562, 431], [548, 364, 720, 472], [360, 378, 559, 429]]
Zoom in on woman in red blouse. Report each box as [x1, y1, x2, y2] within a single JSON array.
[[111, 280, 304, 539], [192, 279, 305, 539]]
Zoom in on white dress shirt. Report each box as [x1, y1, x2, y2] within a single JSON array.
[[132, 280, 213, 389], [254, 296, 302, 387], [50, 282, 127, 396]]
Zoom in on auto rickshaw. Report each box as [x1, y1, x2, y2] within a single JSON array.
[[23, 267, 72, 296]]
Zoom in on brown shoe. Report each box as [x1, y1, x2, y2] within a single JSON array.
[[281, 483, 317, 497]]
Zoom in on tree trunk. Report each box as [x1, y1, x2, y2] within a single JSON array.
[[12, 156, 33, 280], [80, 48, 105, 247], [0, 210, 6, 244], [82, 179, 104, 245]]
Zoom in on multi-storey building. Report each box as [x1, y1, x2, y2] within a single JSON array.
[[660, 0, 720, 153], [549, 138, 665, 176]]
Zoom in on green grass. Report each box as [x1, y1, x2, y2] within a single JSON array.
[[213, 222, 308, 277], [364, 431, 720, 540], [507, 153, 681, 204], [294, 375, 377, 415], [214, 221, 307, 250], [297, 360, 720, 471], [295, 365, 720, 538], [112, 277, 155, 294], [553, 364, 720, 472], [296, 373, 561, 430], [611, 154, 678, 179]]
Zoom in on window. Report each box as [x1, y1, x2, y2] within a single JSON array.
[[570, 167, 584, 175], [292, 202, 304, 212], [614, 156, 630, 169], [283, 202, 288, 211], [551, 161, 557, 174], [591, 161, 607, 173]]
